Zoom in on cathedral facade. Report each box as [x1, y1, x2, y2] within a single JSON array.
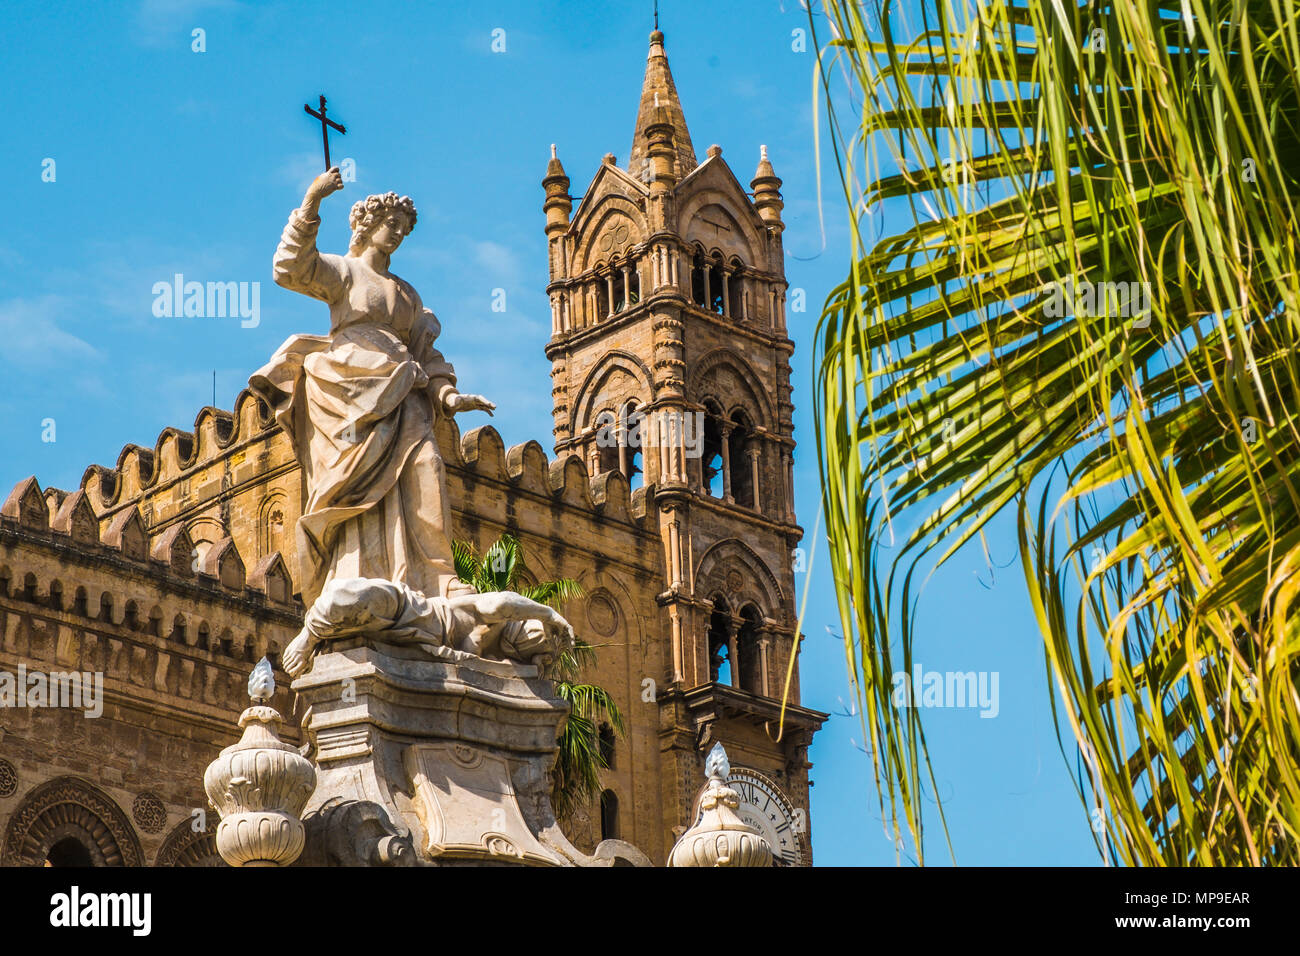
[[0, 30, 825, 867]]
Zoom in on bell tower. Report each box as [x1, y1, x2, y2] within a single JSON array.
[[542, 29, 824, 864]]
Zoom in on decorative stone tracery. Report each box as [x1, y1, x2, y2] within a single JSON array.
[[132, 791, 168, 833], [1, 776, 144, 867], [155, 815, 225, 867]]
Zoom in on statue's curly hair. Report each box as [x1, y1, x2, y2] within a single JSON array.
[[348, 192, 418, 254]]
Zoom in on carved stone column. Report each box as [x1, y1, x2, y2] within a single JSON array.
[[720, 423, 734, 502], [758, 635, 772, 698], [747, 445, 762, 514], [726, 617, 740, 689]]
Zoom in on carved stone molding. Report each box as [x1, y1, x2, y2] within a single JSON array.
[[1, 776, 144, 866], [155, 815, 225, 867], [0, 759, 17, 798]]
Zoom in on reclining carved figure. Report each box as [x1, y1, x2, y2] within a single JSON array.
[[282, 577, 574, 679]]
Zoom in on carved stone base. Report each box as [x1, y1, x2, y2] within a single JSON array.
[[292, 638, 649, 867]]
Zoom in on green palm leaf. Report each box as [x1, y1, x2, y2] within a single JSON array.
[[812, 0, 1300, 865]]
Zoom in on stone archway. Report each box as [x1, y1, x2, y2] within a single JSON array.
[[155, 815, 225, 867], [1, 776, 144, 867]]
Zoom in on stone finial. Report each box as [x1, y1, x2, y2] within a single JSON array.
[[544, 144, 572, 241], [705, 741, 729, 780], [668, 743, 773, 867], [751, 145, 784, 231], [248, 656, 275, 702], [203, 658, 316, 866]]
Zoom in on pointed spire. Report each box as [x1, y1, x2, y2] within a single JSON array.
[[543, 143, 572, 240], [628, 30, 697, 182], [751, 144, 784, 233]]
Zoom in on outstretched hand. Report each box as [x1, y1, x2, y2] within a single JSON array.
[[446, 392, 496, 417]]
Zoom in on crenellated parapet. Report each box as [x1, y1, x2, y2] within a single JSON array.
[[0, 475, 302, 764], [81, 389, 278, 516], [1, 475, 299, 629]]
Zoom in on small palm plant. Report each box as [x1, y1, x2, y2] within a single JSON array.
[[451, 533, 626, 821]]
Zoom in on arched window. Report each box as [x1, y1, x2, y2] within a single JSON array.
[[169, 614, 187, 644], [124, 600, 140, 631], [728, 258, 746, 319], [3, 777, 145, 866], [72, 587, 88, 617], [728, 411, 756, 509], [691, 251, 708, 309], [707, 257, 725, 315], [619, 401, 644, 489], [599, 789, 620, 841], [737, 605, 764, 696], [48, 580, 64, 612], [98, 592, 114, 624], [598, 722, 616, 770], [708, 596, 734, 685], [611, 266, 627, 313], [596, 271, 611, 321], [22, 573, 37, 603], [702, 401, 725, 498], [595, 408, 620, 475]]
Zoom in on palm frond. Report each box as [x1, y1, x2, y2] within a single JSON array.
[[813, 0, 1300, 865]]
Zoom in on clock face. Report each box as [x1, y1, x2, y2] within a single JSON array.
[[693, 767, 804, 866]]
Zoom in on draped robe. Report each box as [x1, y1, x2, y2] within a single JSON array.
[[249, 208, 461, 608]]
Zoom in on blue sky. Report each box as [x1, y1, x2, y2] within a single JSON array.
[[0, 0, 1101, 865]]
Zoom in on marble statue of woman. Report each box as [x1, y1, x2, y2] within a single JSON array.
[[251, 167, 495, 609], [251, 168, 570, 677]]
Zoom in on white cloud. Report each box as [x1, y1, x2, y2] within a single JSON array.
[[0, 297, 102, 367]]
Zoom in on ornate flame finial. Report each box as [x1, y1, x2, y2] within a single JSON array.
[[705, 742, 730, 782], [203, 660, 316, 866], [668, 742, 773, 867], [248, 656, 275, 703]]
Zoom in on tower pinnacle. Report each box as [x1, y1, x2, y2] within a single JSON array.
[[628, 30, 697, 182]]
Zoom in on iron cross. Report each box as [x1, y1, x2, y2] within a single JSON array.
[[303, 95, 346, 170]]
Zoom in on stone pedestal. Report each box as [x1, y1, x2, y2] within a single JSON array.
[[292, 637, 648, 867]]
